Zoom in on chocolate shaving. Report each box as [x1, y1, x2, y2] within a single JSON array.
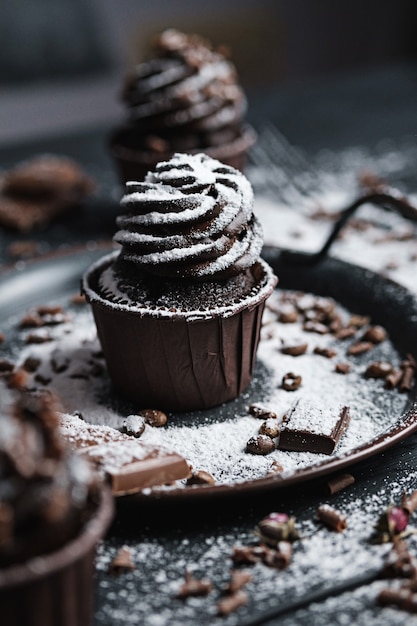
[[108, 545, 136, 575], [377, 587, 417, 613], [335, 362, 351, 374], [327, 473, 355, 495], [224, 570, 252, 594], [382, 539, 417, 579], [217, 590, 248, 616], [316, 504, 347, 532], [385, 369, 403, 389], [347, 341, 374, 356], [280, 342, 308, 356], [313, 346, 337, 359], [177, 570, 213, 599]]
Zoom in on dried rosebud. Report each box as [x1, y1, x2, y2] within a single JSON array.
[[374, 505, 410, 543], [256, 512, 300, 545]]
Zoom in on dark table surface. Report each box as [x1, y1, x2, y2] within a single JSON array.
[[1, 62, 417, 625]]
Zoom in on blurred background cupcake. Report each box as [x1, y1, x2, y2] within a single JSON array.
[[109, 28, 256, 184], [0, 383, 113, 626]]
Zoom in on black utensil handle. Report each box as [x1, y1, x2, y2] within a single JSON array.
[[282, 188, 417, 266]]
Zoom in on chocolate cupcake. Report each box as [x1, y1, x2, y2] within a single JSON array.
[[83, 152, 277, 411], [0, 384, 113, 626], [109, 28, 256, 183]]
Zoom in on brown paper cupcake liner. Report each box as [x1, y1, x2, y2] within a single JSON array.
[[83, 254, 277, 411], [109, 125, 256, 184], [0, 487, 113, 626]]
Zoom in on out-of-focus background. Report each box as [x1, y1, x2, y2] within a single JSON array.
[[1, 0, 417, 144]]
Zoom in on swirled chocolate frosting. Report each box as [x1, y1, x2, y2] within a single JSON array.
[[0, 385, 99, 566], [114, 152, 263, 280], [120, 28, 247, 151]]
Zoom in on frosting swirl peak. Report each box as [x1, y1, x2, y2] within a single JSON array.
[[114, 153, 263, 280]]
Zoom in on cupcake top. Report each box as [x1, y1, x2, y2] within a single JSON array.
[[0, 384, 99, 566], [114, 152, 263, 280], [122, 29, 246, 136]]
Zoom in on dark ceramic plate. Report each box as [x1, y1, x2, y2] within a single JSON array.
[[0, 244, 416, 503]]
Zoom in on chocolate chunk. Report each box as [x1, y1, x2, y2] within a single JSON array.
[[108, 545, 136, 575], [281, 372, 302, 391], [224, 570, 252, 594], [278, 398, 350, 455], [347, 341, 373, 355], [177, 570, 213, 599], [316, 504, 347, 531], [313, 346, 337, 359], [138, 409, 168, 427], [217, 590, 248, 616], [246, 434, 275, 455], [303, 321, 329, 335], [377, 587, 417, 613], [186, 470, 215, 486], [335, 362, 351, 374], [122, 415, 146, 438], [280, 341, 308, 356], [385, 369, 403, 389], [365, 361, 393, 379], [277, 305, 298, 323], [60, 414, 189, 495], [327, 473, 355, 495], [259, 418, 280, 438], [248, 403, 278, 420], [0, 155, 95, 232], [334, 327, 357, 340], [362, 325, 387, 344]]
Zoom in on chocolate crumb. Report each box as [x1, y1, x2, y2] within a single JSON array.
[[259, 418, 280, 438], [327, 473, 355, 495], [347, 341, 374, 356], [138, 409, 167, 427], [224, 570, 252, 594], [365, 361, 393, 379], [122, 415, 146, 438], [22, 356, 41, 372], [177, 570, 213, 599], [248, 403, 278, 420], [280, 342, 308, 357], [281, 372, 302, 391], [348, 314, 370, 328], [70, 293, 87, 305], [377, 587, 417, 613], [362, 325, 387, 344], [316, 504, 347, 532], [0, 333, 5, 344], [334, 327, 357, 340], [217, 590, 248, 616], [25, 332, 53, 344], [313, 346, 337, 359], [268, 460, 285, 475], [186, 470, 215, 486], [277, 306, 298, 323], [335, 362, 351, 374], [246, 435, 275, 455], [108, 545, 136, 575], [382, 539, 417, 579], [303, 321, 329, 335], [385, 369, 403, 389]]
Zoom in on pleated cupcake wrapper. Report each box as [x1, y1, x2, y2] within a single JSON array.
[[109, 125, 256, 184], [0, 487, 113, 626], [84, 255, 277, 412]]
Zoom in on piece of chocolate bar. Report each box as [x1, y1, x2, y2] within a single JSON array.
[[277, 398, 350, 455], [60, 414, 190, 495]]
